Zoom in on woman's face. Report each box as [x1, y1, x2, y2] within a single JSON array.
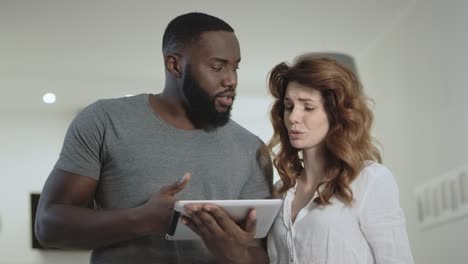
[[283, 81, 330, 151]]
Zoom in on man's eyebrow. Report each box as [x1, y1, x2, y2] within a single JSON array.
[[209, 57, 241, 64]]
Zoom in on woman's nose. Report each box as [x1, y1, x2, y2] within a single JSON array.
[[288, 108, 301, 124]]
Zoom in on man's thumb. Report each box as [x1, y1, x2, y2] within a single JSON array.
[[244, 208, 257, 235], [160, 172, 191, 195]]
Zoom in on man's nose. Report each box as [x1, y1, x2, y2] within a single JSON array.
[[222, 70, 237, 88]]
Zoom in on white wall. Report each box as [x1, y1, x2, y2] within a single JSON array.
[[358, 0, 468, 263], [232, 96, 275, 145], [0, 113, 91, 263], [0, 96, 274, 263]]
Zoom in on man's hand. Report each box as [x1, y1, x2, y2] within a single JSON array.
[[182, 204, 266, 264], [139, 172, 191, 234]]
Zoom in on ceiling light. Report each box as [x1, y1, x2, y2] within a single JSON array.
[[42, 93, 56, 104]]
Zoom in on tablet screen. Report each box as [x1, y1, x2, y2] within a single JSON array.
[[166, 199, 282, 240]]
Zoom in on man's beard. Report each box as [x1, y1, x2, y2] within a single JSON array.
[[182, 68, 233, 131]]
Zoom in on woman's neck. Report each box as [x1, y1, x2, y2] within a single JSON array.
[[301, 148, 325, 186]]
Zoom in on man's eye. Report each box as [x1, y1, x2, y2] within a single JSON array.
[[211, 66, 223, 72]]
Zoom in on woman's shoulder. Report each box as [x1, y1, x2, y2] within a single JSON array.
[[360, 161, 393, 179], [272, 179, 291, 199], [357, 160, 393, 180], [351, 161, 397, 198]]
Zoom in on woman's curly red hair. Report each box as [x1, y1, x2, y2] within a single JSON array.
[[267, 55, 382, 205]]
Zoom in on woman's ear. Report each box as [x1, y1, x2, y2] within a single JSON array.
[[165, 54, 182, 78]]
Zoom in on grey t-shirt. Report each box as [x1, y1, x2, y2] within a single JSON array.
[[55, 94, 272, 264]]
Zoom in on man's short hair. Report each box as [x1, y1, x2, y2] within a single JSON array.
[[162, 12, 234, 54]]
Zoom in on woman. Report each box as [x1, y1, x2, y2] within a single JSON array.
[[266, 55, 413, 264]]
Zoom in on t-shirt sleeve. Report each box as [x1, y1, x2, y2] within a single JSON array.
[[239, 138, 273, 199], [54, 101, 106, 180], [359, 166, 414, 263]]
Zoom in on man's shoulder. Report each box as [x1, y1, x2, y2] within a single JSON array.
[[74, 94, 148, 126], [95, 94, 147, 111], [223, 119, 263, 145], [77, 94, 148, 119]]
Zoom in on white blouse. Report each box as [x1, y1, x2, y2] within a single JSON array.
[[268, 161, 414, 264]]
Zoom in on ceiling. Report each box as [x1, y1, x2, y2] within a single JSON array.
[[0, 0, 413, 114]]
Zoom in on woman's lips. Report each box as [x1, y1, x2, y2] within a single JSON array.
[[289, 130, 304, 139]]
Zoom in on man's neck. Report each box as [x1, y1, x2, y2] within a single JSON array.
[[149, 93, 196, 130]]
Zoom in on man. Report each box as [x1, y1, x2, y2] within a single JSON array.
[[35, 12, 272, 264]]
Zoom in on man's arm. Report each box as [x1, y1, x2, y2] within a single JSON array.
[[35, 168, 190, 249]]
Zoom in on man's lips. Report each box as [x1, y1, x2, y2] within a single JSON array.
[[216, 94, 234, 108], [217, 96, 233, 107]]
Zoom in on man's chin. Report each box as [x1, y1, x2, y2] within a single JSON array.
[[214, 107, 231, 114], [188, 109, 231, 130], [211, 111, 231, 126]]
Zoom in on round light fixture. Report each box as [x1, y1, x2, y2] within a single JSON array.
[[42, 93, 56, 104]]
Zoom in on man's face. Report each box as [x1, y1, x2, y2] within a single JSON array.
[[181, 31, 241, 130], [182, 66, 233, 128]]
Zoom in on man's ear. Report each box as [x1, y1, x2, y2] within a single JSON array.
[[165, 53, 182, 78]]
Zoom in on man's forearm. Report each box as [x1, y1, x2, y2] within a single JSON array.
[[244, 246, 269, 264], [217, 245, 269, 264], [35, 204, 158, 249]]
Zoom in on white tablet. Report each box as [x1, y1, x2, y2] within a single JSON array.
[[165, 199, 282, 240]]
